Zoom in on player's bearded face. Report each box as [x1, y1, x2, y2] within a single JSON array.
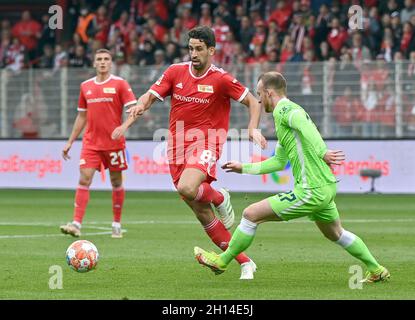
[[257, 81, 272, 113], [188, 39, 213, 71]]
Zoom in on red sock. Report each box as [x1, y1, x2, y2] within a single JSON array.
[[194, 182, 224, 206], [112, 187, 125, 223], [73, 185, 90, 224], [203, 218, 250, 265]]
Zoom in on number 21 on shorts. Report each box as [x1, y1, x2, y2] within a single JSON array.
[[109, 150, 126, 167]]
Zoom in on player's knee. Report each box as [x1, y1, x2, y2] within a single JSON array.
[[176, 183, 197, 200], [79, 178, 92, 187], [242, 206, 258, 223], [110, 177, 122, 188], [324, 229, 342, 242]]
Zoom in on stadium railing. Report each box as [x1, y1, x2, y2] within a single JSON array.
[[0, 61, 414, 139]]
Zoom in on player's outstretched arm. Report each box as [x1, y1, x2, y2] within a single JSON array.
[[111, 91, 158, 140], [240, 92, 267, 149], [62, 111, 87, 160], [222, 145, 288, 175]]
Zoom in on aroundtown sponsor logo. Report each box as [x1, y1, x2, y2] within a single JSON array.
[[0, 155, 62, 178], [173, 93, 210, 104], [87, 97, 114, 103]]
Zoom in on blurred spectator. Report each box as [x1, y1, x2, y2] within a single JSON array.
[[350, 32, 372, 69], [36, 44, 54, 68], [401, 22, 413, 57], [137, 40, 155, 66], [317, 41, 332, 61], [13, 111, 39, 138], [170, 17, 187, 46], [214, 3, 237, 33], [199, 3, 213, 27], [401, 0, 415, 23], [280, 36, 295, 63], [333, 51, 360, 97], [165, 42, 180, 64], [239, 16, 255, 53], [147, 18, 167, 44], [11, 11, 41, 62], [89, 5, 110, 45], [390, 11, 403, 45], [289, 12, 307, 54], [250, 20, 267, 52], [181, 7, 197, 31], [246, 45, 268, 65], [4, 38, 25, 73], [37, 14, 56, 57], [108, 10, 135, 46], [269, 0, 292, 32], [327, 17, 348, 55], [403, 50, 415, 92], [76, 7, 96, 44], [68, 45, 91, 67], [220, 31, 239, 66], [359, 82, 381, 137], [378, 85, 396, 137], [314, 4, 331, 47], [53, 44, 68, 71], [332, 86, 362, 136]]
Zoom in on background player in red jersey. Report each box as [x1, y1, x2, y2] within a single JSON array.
[[112, 26, 267, 279], [60, 48, 137, 238]]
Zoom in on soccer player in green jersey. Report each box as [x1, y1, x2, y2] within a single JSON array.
[[194, 71, 390, 283]]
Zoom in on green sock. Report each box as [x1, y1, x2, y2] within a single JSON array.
[[220, 227, 255, 265], [337, 230, 381, 273]]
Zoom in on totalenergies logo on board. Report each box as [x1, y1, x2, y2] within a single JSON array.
[[251, 154, 291, 185], [331, 155, 390, 181]]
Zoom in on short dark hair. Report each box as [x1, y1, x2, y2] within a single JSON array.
[[94, 48, 112, 59], [188, 26, 216, 48], [258, 72, 287, 96]]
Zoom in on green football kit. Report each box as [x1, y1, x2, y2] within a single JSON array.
[[242, 98, 339, 222]]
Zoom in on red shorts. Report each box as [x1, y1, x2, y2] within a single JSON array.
[[169, 149, 217, 187], [80, 148, 128, 171]]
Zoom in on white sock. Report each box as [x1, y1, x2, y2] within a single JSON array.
[[335, 229, 356, 248], [238, 217, 257, 236], [112, 222, 121, 228]]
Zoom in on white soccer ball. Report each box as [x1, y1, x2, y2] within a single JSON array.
[[66, 240, 99, 273]]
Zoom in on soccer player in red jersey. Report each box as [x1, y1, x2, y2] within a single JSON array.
[[112, 26, 267, 279], [60, 49, 137, 238]]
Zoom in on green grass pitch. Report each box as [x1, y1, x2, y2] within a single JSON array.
[[0, 189, 414, 300]]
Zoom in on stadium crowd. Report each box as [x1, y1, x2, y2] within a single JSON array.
[[1, 0, 415, 138]]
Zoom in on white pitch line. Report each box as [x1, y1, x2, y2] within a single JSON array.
[[0, 224, 127, 239], [0, 231, 112, 239]]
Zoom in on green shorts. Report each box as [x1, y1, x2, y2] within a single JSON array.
[[267, 183, 339, 222]]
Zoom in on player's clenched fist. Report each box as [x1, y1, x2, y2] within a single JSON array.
[[249, 128, 267, 150], [221, 161, 243, 173], [62, 143, 72, 160], [111, 125, 126, 140]]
